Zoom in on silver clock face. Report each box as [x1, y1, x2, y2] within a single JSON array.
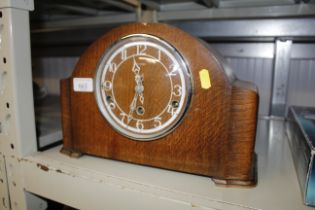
[[95, 34, 192, 141]]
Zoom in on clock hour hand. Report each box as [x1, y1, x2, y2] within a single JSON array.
[[135, 74, 144, 105]]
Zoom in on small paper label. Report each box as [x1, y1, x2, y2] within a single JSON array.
[[73, 78, 93, 92], [199, 69, 211, 89]]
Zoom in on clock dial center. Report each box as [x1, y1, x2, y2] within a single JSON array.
[[135, 85, 144, 94], [113, 55, 172, 120]]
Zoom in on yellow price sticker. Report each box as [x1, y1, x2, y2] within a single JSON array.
[[199, 69, 211, 89]]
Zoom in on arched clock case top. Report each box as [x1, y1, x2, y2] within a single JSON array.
[[60, 22, 259, 186]]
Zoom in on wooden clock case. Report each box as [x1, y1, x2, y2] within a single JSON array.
[[60, 23, 259, 186]]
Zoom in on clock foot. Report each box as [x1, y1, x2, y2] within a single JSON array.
[[212, 177, 256, 187], [60, 147, 83, 158], [212, 153, 257, 187]]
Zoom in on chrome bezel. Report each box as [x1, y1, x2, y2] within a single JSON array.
[[95, 34, 192, 141]]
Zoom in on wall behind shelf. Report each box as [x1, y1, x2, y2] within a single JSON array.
[[31, 43, 275, 116], [32, 57, 78, 95], [31, 42, 315, 117]]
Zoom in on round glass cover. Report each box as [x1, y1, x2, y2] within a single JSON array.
[[95, 34, 192, 140]]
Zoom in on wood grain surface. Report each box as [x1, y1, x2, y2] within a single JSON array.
[[60, 23, 258, 185]]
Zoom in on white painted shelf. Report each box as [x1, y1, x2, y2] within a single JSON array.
[[2, 1, 315, 209], [19, 119, 312, 210]]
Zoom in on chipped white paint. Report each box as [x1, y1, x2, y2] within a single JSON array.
[[0, 155, 10, 210], [19, 120, 309, 210], [21, 147, 255, 210]]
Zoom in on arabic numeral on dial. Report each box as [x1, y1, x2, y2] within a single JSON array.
[[168, 64, 178, 76], [102, 81, 112, 91], [106, 62, 117, 73], [172, 84, 182, 97], [136, 120, 144, 130], [120, 112, 132, 124], [109, 102, 116, 110], [167, 104, 176, 116], [153, 116, 162, 128], [120, 113, 126, 123], [157, 49, 161, 60], [121, 49, 127, 61], [137, 44, 147, 55]]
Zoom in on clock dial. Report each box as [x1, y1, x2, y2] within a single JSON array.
[[95, 34, 192, 140]]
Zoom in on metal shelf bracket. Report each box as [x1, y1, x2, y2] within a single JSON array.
[[0, 1, 46, 209], [271, 39, 292, 116]]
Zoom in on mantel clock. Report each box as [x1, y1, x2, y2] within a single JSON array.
[[60, 23, 259, 186]]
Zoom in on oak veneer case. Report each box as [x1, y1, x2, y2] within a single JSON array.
[[60, 23, 259, 186]]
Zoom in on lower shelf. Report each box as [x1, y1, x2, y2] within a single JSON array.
[[19, 119, 311, 210]]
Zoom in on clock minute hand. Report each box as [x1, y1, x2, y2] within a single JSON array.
[[129, 93, 137, 112], [132, 57, 145, 105], [135, 74, 144, 105], [127, 92, 138, 122]]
